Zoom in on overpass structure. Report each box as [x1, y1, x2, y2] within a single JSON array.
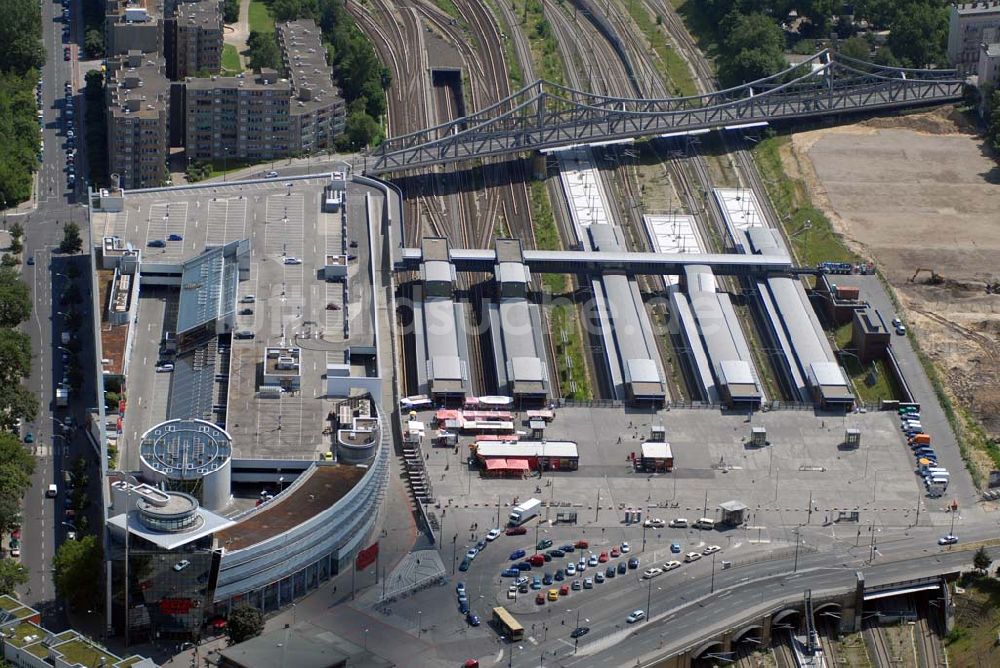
[[368, 51, 963, 174], [397, 247, 792, 276]]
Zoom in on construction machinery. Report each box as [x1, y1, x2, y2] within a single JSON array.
[[909, 268, 944, 285]]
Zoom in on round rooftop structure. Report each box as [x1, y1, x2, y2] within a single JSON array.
[[136, 490, 204, 534], [139, 419, 233, 511]]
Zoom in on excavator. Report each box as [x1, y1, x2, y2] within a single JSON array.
[[909, 268, 944, 285]]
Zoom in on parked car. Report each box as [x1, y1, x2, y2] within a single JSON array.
[[642, 568, 663, 580], [560, 544, 575, 553], [283, 257, 302, 265], [486, 528, 502, 541], [684, 552, 702, 563], [575, 540, 589, 549], [506, 526, 527, 536], [167, 234, 183, 241], [535, 594, 545, 605], [509, 549, 526, 561], [620, 542, 631, 553], [627, 557, 639, 569], [536, 538, 553, 550], [617, 561, 628, 574], [501, 568, 519, 578], [459, 558, 471, 572], [542, 573, 553, 586], [598, 552, 608, 563], [703, 545, 721, 555], [594, 572, 605, 584], [662, 560, 681, 571], [466, 613, 480, 626], [669, 518, 689, 528], [571, 579, 582, 591], [148, 239, 166, 248], [173, 559, 191, 572], [670, 542, 682, 553], [605, 565, 616, 578], [531, 576, 542, 590], [626, 610, 645, 624], [547, 588, 559, 601]]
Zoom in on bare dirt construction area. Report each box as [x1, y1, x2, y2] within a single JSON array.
[[783, 108, 1000, 458]]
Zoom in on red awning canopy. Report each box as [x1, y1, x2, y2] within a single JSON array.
[[484, 458, 508, 470], [506, 458, 530, 471]]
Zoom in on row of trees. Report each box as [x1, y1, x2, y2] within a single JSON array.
[[0, 0, 44, 206], [695, 1, 950, 87], [224, 0, 240, 24]]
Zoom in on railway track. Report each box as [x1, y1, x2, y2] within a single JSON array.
[[773, 630, 798, 668], [863, 620, 895, 668]]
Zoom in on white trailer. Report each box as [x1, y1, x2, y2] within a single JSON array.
[[508, 498, 542, 526]]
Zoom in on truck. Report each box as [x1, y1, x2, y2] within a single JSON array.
[[55, 386, 69, 407], [508, 498, 541, 526]]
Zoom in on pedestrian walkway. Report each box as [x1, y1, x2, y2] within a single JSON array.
[[358, 550, 446, 606]]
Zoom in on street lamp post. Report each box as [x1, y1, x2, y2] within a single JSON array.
[[793, 527, 801, 573], [452, 534, 458, 575], [417, 610, 422, 638], [710, 551, 718, 593]]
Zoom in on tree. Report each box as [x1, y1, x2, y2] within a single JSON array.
[[717, 12, 787, 87], [84, 28, 104, 59], [0, 0, 45, 74], [0, 384, 38, 431], [60, 222, 83, 254], [886, 1, 948, 69], [247, 31, 280, 71], [0, 558, 28, 596], [341, 111, 379, 150], [974, 546, 992, 574], [8, 222, 23, 241], [53, 536, 103, 610], [0, 267, 31, 327], [224, 0, 240, 23], [839, 36, 872, 63], [0, 328, 32, 383], [987, 89, 1000, 153], [227, 605, 265, 645]]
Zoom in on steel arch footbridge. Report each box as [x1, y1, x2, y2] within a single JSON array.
[[368, 51, 963, 174]]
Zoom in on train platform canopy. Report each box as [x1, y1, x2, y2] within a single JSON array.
[[473, 441, 578, 459]]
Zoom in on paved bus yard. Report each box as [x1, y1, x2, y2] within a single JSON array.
[[95, 177, 373, 474], [423, 407, 938, 542]]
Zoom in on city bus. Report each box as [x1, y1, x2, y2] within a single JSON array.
[[492, 606, 524, 641]]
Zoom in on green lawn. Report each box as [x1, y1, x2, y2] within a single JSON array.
[[624, 2, 698, 96], [248, 0, 274, 33], [222, 44, 242, 74]]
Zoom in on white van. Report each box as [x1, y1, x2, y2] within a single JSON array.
[[927, 476, 949, 487], [694, 518, 715, 530], [46, 484, 58, 498]]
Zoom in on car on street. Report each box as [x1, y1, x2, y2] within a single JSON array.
[[456, 582, 466, 596], [583, 577, 593, 589], [594, 572, 605, 583], [588, 553, 598, 566], [892, 316, 902, 328], [173, 560, 191, 572], [507, 585, 517, 599], [896, 324, 907, 335], [571, 579, 582, 590], [559, 584, 569, 596], [514, 576, 529, 587], [703, 545, 721, 555], [528, 554, 545, 567], [26, 257, 34, 266], [627, 557, 639, 569], [670, 542, 682, 553], [642, 568, 663, 580], [515, 561, 532, 571], [575, 540, 589, 549], [547, 588, 559, 601], [565, 563, 576, 576], [476, 539, 487, 551], [531, 576, 542, 590], [684, 552, 702, 563], [548, 549, 565, 558], [265, 171, 279, 178], [554, 569, 564, 581], [662, 560, 681, 571], [239, 308, 254, 316], [459, 600, 469, 614], [617, 561, 628, 574], [620, 542, 631, 553], [148, 239, 166, 248], [536, 538, 553, 550], [510, 549, 526, 560], [560, 544, 575, 553], [459, 558, 471, 572], [542, 573, 553, 586], [626, 610, 645, 624], [610, 547, 620, 558], [571, 626, 590, 639], [23, 433, 34, 444], [605, 565, 615, 578], [577, 558, 587, 572], [643, 518, 665, 528], [466, 613, 480, 626], [938, 535, 959, 545], [466, 548, 479, 560], [669, 518, 689, 528], [457, 592, 468, 605], [506, 526, 527, 536], [535, 594, 545, 605], [486, 528, 502, 541], [167, 234, 183, 241], [283, 257, 302, 265], [598, 552, 608, 563]]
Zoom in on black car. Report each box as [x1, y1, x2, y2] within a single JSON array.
[[617, 561, 628, 574], [536, 538, 553, 550], [542, 552, 552, 562], [560, 544, 576, 553], [554, 569, 565, 581], [570, 626, 590, 639], [605, 565, 616, 578], [459, 558, 471, 572], [627, 557, 639, 569], [515, 561, 532, 571], [548, 549, 565, 558], [542, 573, 554, 586], [475, 539, 487, 551]]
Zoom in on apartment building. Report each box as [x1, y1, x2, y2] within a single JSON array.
[[948, 1, 1000, 74], [105, 0, 164, 56], [106, 51, 170, 189], [276, 19, 346, 152], [173, 0, 224, 79], [184, 70, 293, 162]]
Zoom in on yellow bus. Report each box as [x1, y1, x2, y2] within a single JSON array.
[[492, 606, 524, 641]]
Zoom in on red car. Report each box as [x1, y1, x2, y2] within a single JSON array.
[[535, 594, 545, 605], [610, 547, 620, 558], [598, 552, 609, 563], [575, 540, 589, 549], [559, 584, 569, 596], [506, 526, 527, 536], [528, 554, 545, 567]]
